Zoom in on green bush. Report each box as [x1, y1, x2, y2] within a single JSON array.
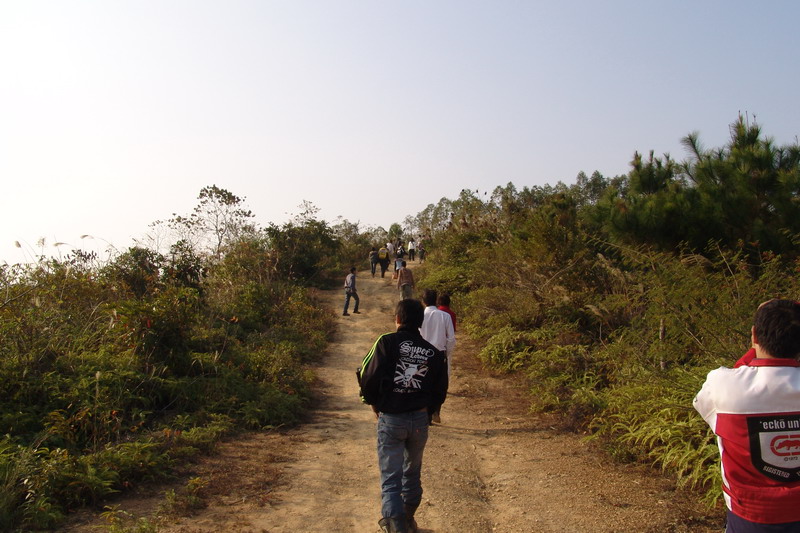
[[589, 367, 721, 502], [478, 326, 545, 371], [410, 154, 800, 504], [415, 263, 473, 297], [0, 245, 332, 529]]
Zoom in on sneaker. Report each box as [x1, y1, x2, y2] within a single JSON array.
[[343, 312, 350, 316], [353, 311, 360, 314], [378, 517, 408, 533]]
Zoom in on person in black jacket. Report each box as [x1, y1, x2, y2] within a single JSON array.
[[358, 299, 448, 533]]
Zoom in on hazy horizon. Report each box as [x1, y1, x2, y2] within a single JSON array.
[[2, 1, 798, 264]]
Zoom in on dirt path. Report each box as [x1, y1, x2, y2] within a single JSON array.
[[65, 264, 723, 532]]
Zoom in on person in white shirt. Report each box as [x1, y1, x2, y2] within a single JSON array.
[[694, 299, 800, 531], [419, 289, 455, 423], [407, 239, 417, 262]]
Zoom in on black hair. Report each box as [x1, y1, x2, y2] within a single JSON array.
[[401, 260, 407, 267], [422, 289, 438, 307], [754, 299, 800, 360], [350, 267, 356, 273], [396, 299, 425, 329], [437, 293, 450, 306]]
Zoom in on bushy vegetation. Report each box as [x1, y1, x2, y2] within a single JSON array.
[[412, 115, 800, 503], [4, 116, 798, 527], [0, 187, 357, 530]]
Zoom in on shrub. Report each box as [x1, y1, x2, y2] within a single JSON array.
[[0, 191, 341, 529], [588, 367, 721, 502], [478, 326, 546, 371]]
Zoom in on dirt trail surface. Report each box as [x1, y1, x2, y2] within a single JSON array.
[[65, 264, 722, 533]]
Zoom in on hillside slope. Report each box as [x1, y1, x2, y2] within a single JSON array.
[[65, 264, 722, 532]]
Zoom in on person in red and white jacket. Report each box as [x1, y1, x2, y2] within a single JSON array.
[[694, 299, 800, 532]]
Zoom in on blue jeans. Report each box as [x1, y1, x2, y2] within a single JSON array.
[[377, 410, 429, 519]]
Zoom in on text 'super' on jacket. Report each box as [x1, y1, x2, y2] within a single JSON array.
[[358, 326, 448, 414]]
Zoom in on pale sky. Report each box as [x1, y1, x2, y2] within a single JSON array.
[[2, 1, 798, 264]]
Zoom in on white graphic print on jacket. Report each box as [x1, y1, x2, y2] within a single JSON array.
[[394, 340, 433, 389]]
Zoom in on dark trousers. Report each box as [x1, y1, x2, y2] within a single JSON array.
[[343, 291, 359, 314], [726, 511, 800, 533]]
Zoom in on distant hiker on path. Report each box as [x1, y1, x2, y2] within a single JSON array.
[[436, 293, 456, 333], [342, 267, 360, 316], [407, 239, 416, 262], [357, 299, 448, 533], [378, 246, 391, 278], [419, 289, 456, 424], [396, 261, 415, 300], [369, 247, 379, 278], [694, 299, 800, 532], [393, 254, 403, 279]]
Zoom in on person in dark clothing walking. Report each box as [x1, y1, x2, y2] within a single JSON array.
[[378, 246, 391, 278], [369, 247, 379, 277], [358, 299, 448, 533]]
